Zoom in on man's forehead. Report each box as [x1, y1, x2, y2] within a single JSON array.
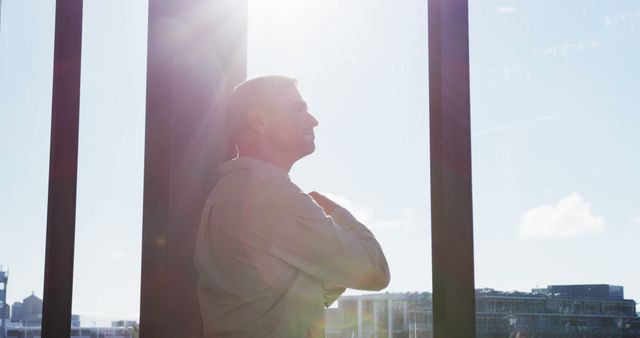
[[281, 87, 307, 107]]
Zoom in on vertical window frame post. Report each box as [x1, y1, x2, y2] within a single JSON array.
[[41, 0, 83, 337], [140, 1, 247, 337], [428, 0, 477, 336]]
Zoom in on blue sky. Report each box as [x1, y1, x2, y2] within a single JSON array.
[[469, 0, 640, 298], [1, 0, 638, 324]]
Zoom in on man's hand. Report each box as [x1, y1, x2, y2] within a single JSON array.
[[308, 191, 340, 214], [323, 283, 346, 307]]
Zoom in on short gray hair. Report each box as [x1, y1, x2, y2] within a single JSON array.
[[226, 75, 298, 146]]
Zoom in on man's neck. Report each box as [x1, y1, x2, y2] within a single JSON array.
[[237, 149, 296, 173]]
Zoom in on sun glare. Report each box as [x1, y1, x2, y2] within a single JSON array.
[[249, 0, 317, 20], [248, 0, 341, 43]]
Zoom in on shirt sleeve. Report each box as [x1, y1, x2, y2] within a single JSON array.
[[261, 189, 390, 291]]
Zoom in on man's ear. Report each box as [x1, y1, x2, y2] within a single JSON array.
[[246, 108, 269, 134]]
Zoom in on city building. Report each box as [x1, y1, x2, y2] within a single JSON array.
[[326, 285, 640, 338], [7, 303, 20, 325], [8, 293, 80, 329], [71, 314, 81, 328], [1, 269, 7, 338], [5, 326, 133, 338], [4, 314, 130, 338], [10, 293, 41, 327], [476, 285, 640, 338], [111, 320, 137, 328], [326, 292, 433, 338]]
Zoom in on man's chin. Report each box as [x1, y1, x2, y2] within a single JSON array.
[[297, 144, 316, 159]]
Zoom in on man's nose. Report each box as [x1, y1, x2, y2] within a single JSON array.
[[307, 112, 319, 127]]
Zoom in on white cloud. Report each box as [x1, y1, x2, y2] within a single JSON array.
[[519, 193, 605, 240], [631, 216, 640, 225], [496, 7, 517, 14], [324, 193, 373, 222], [323, 193, 413, 230]]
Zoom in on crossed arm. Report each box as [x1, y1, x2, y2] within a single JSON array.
[[260, 188, 390, 297], [308, 191, 384, 306]]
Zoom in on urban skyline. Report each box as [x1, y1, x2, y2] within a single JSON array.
[[2, 265, 638, 327], [2, 281, 639, 337]]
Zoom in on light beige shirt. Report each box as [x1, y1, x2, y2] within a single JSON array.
[[194, 157, 390, 338]]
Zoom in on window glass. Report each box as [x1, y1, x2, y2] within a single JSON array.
[[70, 0, 148, 331], [0, 0, 56, 331], [470, 1, 640, 336], [248, 0, 431, 336]]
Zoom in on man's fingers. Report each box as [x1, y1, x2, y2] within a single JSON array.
[[308, 191, 326, 202], [309, 191, 328, 199], [307, 191, 340, 214], [309, 191, 330, 202], [308, 191, 329, 204]]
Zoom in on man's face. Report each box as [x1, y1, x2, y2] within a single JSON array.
[[262, 86, 319, 160]]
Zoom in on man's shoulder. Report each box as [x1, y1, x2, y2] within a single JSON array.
[[212, 169, 302, 205]]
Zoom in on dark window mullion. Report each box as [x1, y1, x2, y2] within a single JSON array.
[[41, 0, 83, 337], [140, 1, 247, 337], [428, 0, 477, 337]]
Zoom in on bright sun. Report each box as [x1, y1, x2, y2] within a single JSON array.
[[248, 0, 341, 44], [248, 0, 317, 21]]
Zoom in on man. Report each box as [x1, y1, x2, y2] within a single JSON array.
[[194, 76, 390, 337]]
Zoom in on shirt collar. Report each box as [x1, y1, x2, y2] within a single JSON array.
[[219, 156, 290, 180]]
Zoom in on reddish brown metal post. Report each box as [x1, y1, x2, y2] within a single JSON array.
[[140, 1, 247, 337], [41, 0, 83, 337], [429, 0, 477, 336]]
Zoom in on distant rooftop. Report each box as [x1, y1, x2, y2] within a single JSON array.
[[476, 284, 626, 301], [547, 284, 624, 300]]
